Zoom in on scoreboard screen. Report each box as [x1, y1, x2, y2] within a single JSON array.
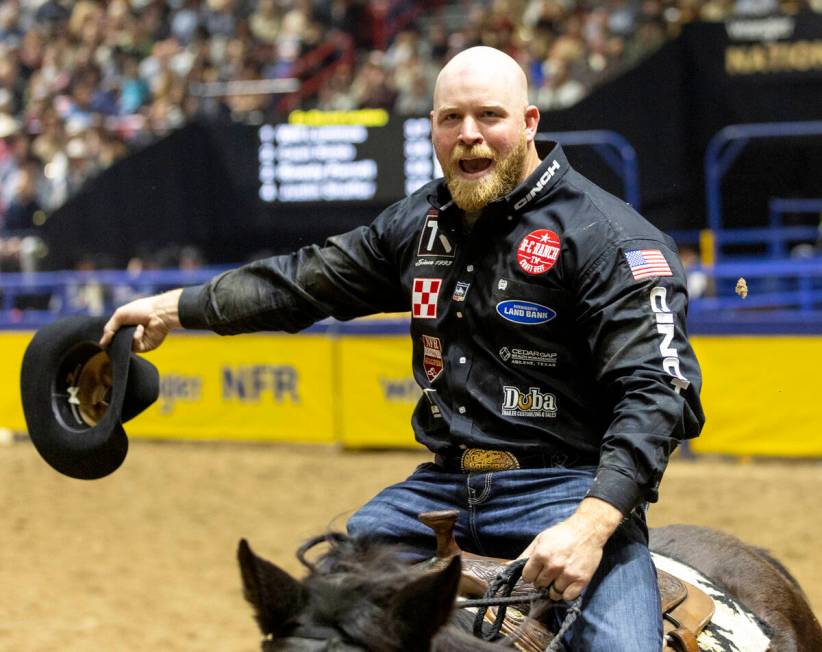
[[257, 112, 442, 205]]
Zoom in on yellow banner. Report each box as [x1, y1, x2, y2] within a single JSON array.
[[337, 336, 421, 449], [691, 336, 822, 457], [133, 333, 336, 442], [2, 332, 336, 443], [2, 331, 821, 456], [0, 332, 33, 434]]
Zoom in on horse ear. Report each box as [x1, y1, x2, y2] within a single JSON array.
[[389, 554, 462, 646], [237, 539, 308, 637]]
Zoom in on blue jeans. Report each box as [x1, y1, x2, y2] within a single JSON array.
[[347, 463, 662, 652]]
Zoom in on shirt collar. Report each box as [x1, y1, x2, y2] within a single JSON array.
[[426, 142, 571, 232], [503, 142, 570, 213]]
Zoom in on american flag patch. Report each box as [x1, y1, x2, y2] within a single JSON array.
[[624, 249, 672, 280]]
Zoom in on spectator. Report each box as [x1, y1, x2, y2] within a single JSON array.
[[535, 58, 587, 110], [170, 0, 205, 45], [249, 0, 280, 44], [1, 0, 815, 243], [395, 72, 430, 115], [3, 161, 43, 234]]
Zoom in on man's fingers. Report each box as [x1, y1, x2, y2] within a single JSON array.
[[562, 581, 585, 601], [521, 555, 540, 583], [517, 540, 536, 562], [133, 324, 146, 352], [523, 556, 561, 589], [99, 316, 121, 348]]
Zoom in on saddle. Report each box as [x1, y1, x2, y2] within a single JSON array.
[[419, 511, 714, 652]]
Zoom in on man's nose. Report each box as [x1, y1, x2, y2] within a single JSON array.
[[458, 116, 483, 146]]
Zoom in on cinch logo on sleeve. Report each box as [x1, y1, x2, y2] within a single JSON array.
[[496, 300, 556, 325], [650, 286, 690, 393]]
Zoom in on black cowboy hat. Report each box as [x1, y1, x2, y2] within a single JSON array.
[[20, 315, 159, 480]]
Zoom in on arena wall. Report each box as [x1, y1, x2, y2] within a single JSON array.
[[2, 329, 819, 456]]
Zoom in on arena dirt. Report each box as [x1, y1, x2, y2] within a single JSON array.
[[1, 440, 820, 651]]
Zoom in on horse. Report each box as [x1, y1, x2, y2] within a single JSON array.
[[237, 535, 504, 651], [238, 523, 822, 651], [650, 525, 822, 651]]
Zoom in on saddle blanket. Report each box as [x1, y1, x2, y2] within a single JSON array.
[[652, 553, 771, 652]]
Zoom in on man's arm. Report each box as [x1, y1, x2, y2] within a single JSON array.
[[519, 237, 704, 600], [99, 199, 412, 351], [100, 289, 182, 351]]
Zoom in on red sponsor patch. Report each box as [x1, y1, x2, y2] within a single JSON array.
[[421, 334, 443, 382], [412, 278, 442, 319], [516, 229, 561, 275]]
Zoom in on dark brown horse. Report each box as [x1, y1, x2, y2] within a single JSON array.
[[239, 525, 822, 651], [650, 525, 822, 652]]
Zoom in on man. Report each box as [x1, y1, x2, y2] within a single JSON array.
[[102, 47, 704, 650]]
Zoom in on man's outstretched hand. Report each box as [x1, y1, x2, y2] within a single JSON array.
[[100, 289, 184, 353], [518, 497, 623, 601]]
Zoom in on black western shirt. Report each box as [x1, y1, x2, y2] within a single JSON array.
[[179, 143, 705, 515]]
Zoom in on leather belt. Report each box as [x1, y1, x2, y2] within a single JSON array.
[[434, 447, 591, 473]]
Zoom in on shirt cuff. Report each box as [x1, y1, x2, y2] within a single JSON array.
[[178, 284, 211, 329], [585, 467, 644, 516]]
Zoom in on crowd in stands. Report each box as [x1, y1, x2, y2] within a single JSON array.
[[0, 0, 818, 273]]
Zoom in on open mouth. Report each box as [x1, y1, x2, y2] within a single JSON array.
[[459, 158, 493, 174]]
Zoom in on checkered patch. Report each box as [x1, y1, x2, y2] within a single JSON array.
[[412, 278, 442, 319]]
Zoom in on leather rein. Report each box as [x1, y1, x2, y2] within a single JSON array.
[[454, 558, 583, 650]]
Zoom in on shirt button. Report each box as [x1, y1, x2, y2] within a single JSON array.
[[459, 356, 466, 364], [507, 215, 513, 221], [459, 444, 467, 450], [456, 311, 463, 318], [458, 406, 466, 414], [466, 265, 474, 272]]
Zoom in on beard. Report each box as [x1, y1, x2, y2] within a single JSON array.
[[442, 133, 528, 213]]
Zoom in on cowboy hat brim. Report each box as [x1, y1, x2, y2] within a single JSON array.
[[20, 316, 159, 479]]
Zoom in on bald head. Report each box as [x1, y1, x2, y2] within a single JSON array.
[[430, 46, 541, 212], [433, 47, 529, 111]]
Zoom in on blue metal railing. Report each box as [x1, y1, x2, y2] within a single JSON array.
[[3, 262, 822, 334], [536, 131, 641, 208], [685, 258, 822, 333], [704, 120, 822, 238], [668, 226, 820, 256], [0, 269, 226, 328], [767, 198, 822, 258]]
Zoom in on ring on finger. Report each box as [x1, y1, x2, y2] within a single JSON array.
[[548, 583, 563, 600]]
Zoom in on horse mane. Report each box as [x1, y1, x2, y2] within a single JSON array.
[[239, 533, 506, 651], [299, 534, 431, 649]]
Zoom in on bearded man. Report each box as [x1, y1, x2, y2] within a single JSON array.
[[102, 47, 704, 650]]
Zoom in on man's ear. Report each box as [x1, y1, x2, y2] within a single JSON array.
[[525, 105, 541, 141], [389, 555, 462, 647], [237, 539, 308, 637]]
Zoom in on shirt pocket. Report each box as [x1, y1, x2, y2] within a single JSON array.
[[493, 280, 569, 329]]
